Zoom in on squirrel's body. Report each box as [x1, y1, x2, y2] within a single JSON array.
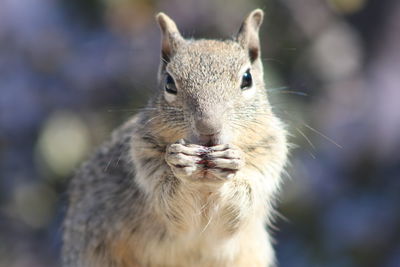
[[63, 10, 288, 267]]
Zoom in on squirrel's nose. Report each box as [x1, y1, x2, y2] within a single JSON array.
[[194, 117, 222, 136]]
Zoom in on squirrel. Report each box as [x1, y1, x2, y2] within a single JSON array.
[[62, 9, 288, 267]]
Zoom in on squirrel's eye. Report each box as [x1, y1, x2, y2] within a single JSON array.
[[165, 74, 177, 94], [240, 69, 252, 90]]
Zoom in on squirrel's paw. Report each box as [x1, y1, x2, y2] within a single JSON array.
[[206, 144, 245, 180], [165, 142, 207, 181], [166, 142, 245, 182]]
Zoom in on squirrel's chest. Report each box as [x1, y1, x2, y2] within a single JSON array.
[[143, 232, 238, 267], [109, 206, 238, 266], [108, 232, 237, 267]]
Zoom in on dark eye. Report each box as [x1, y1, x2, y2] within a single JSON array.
[[240, 69, 252, 90], [165, 74, 177, 94]]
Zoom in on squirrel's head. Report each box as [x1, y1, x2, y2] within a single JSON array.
[[154, 10, 271, 146]]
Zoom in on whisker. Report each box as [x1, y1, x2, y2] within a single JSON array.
[[107, 108, 155, 113], [295, 127, 316, 151], [303, 123, 343, 149], [271, 91, 308, 97], [160, 57, 168, 64], [266, 86, 289, 91], [143, 114, 164, 127], [280, 110, 343, 149], [262, 57, 285, 65]]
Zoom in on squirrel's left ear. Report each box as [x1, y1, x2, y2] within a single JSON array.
[[156, 12, 184, 63], [236, 9, 264, 62]]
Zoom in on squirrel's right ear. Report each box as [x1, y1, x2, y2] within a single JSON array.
[[156, 13, 184, 63], [236, 9, 264, 62]]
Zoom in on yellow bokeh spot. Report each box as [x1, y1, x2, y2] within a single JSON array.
[[37, 111, 91, 177], [327, 0, 367, 14]]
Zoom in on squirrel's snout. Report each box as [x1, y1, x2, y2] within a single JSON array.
[[195, 117, 222, 136], [191, 116, 223, 146]]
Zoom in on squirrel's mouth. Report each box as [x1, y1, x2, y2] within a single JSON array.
[[204, 141, 216, 147], [185, 132, 224, 147], [197, 133, 221, 147]]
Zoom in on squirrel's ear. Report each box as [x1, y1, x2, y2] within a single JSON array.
[[156, 12, 184, 63], [236, 9, 264, 62]]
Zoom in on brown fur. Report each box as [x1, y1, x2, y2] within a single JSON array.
[[62, 9, 288, 267]]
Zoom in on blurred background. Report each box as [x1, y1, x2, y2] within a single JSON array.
[[1, 0, 399, 266]]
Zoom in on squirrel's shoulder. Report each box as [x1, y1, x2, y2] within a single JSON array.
[[67, 116, 141, 198]]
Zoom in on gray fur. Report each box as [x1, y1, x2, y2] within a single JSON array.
[[62, 9, 288, 267]]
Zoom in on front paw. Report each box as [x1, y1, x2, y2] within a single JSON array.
[[165, 141, 245, 183], [165, 141, 207, 181], [205, 144, 245, 180]]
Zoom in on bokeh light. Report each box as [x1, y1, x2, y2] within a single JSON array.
[[36, 111, 91, 177], [327, 0, 367, 14]]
